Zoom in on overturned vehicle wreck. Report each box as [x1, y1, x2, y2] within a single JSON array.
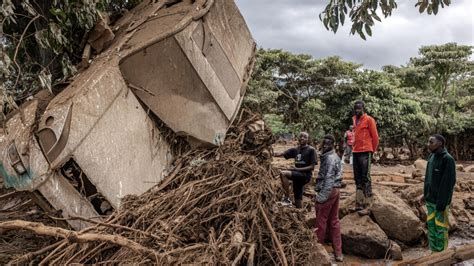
[[0, 0, 255, 229]]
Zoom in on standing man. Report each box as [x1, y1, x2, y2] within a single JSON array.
[[424, 134, 456, 252], [352, 100, 379, 215], [343, 125, 354, 164], [274, 132, 317, 208], [315, 134, 343, 262]]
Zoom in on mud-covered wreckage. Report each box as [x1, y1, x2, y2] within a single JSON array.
[[0, 0, 255, 229]]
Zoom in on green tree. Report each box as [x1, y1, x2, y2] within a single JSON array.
[[398, 43, 473, 159], [245, 47, 472, 159], [0, 0, 142, 115], [409, 43, 473, 120], [243, 49, 361, 139], [320, 0, 452, 39]]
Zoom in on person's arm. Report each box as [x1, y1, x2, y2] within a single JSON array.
[[369, 118, 379, 152], [293, 165, 315, 172], [274, 151, 285, 157], [274, 148, 294, 158], [436, 157, 456, 211], [316, 158, 335, 203]]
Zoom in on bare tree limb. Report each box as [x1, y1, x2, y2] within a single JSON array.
[[12, 14, 40, 89], [0, 220, 160, 262], [258, 203, 288, 266]]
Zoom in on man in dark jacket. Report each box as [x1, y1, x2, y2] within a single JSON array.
[[274, 132, 317, 208], [424, 134, 456, 252], [315, 134, 343, 262]]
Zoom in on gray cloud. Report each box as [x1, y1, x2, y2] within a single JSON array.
[[235, 0, 473, 69]]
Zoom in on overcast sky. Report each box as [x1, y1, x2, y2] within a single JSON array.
[[235, 0, 473, 69]]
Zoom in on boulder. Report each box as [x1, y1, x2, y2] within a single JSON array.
[[464, 165, 474, 173], [389, 241, 403, 260], [371, 187, 423, 244], [465, 196, 474, 210], [313, 242, 331, 265], [341, 213, 390, 259], [411, 169, 424, 180], [448, 212, 457, 232], [456, 164, 464, 172], [414, 159, 427, 170], [400, 183, 424, 203], [339, 194, 356, 219], [450, 196, 471, 224]]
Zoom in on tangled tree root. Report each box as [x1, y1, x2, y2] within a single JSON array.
[[4, 110, 327, 265]]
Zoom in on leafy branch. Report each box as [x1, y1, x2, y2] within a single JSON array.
[[320, 0, 451, 40]]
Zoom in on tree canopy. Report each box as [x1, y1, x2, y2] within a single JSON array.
[[244, 43, 473, 160], [321, 0, 452, 39], [0, 0, 141, 116]]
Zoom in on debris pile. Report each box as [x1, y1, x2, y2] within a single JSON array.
[[3, 110, 329, 265], [0, 187, 59, 264]]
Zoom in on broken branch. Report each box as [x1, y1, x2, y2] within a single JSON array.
[[0, 220, 160, 262]]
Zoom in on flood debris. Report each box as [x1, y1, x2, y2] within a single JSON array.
[[87, 14, 115, 53], [0, 186, 59, 264], [0, 110, 330, 265], [0, 0, 256, 230]]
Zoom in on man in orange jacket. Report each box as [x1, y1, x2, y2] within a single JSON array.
[[352, 100, 379, 215]]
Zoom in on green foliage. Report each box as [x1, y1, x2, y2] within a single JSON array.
[[243, 49, 361, 133], [321, 0, 450, 39], [263, 114, 291, 136], [404, 43, 473, 134], [0, 0, 143, 114], [245, 43, 473, 159]]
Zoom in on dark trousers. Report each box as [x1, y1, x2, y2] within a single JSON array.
[[353, 152, 372, 208], [315, 188, 342, 256]]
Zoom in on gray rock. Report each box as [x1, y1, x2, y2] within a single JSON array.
[[414, 159, 427, 171], [389, 241, 403, 260], [371, 187, 423, 244], [339, 194, 355, 219], [400, 183, 424, 202], [313, 242, 331, 265], [464, 165, 474, 173], [341, 213, 390, 259], [448, 211, 458, 232]]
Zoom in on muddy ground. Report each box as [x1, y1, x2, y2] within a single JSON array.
[[273, 142, 474, 265], [0, 142, 472, 264]]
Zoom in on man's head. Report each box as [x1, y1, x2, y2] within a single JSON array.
[[298, 132, 309, 146], [349, 125, 353, 130], [354, 100, 365, 118], [322, 134, 335, 153], [427, 134, 445, 153]]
